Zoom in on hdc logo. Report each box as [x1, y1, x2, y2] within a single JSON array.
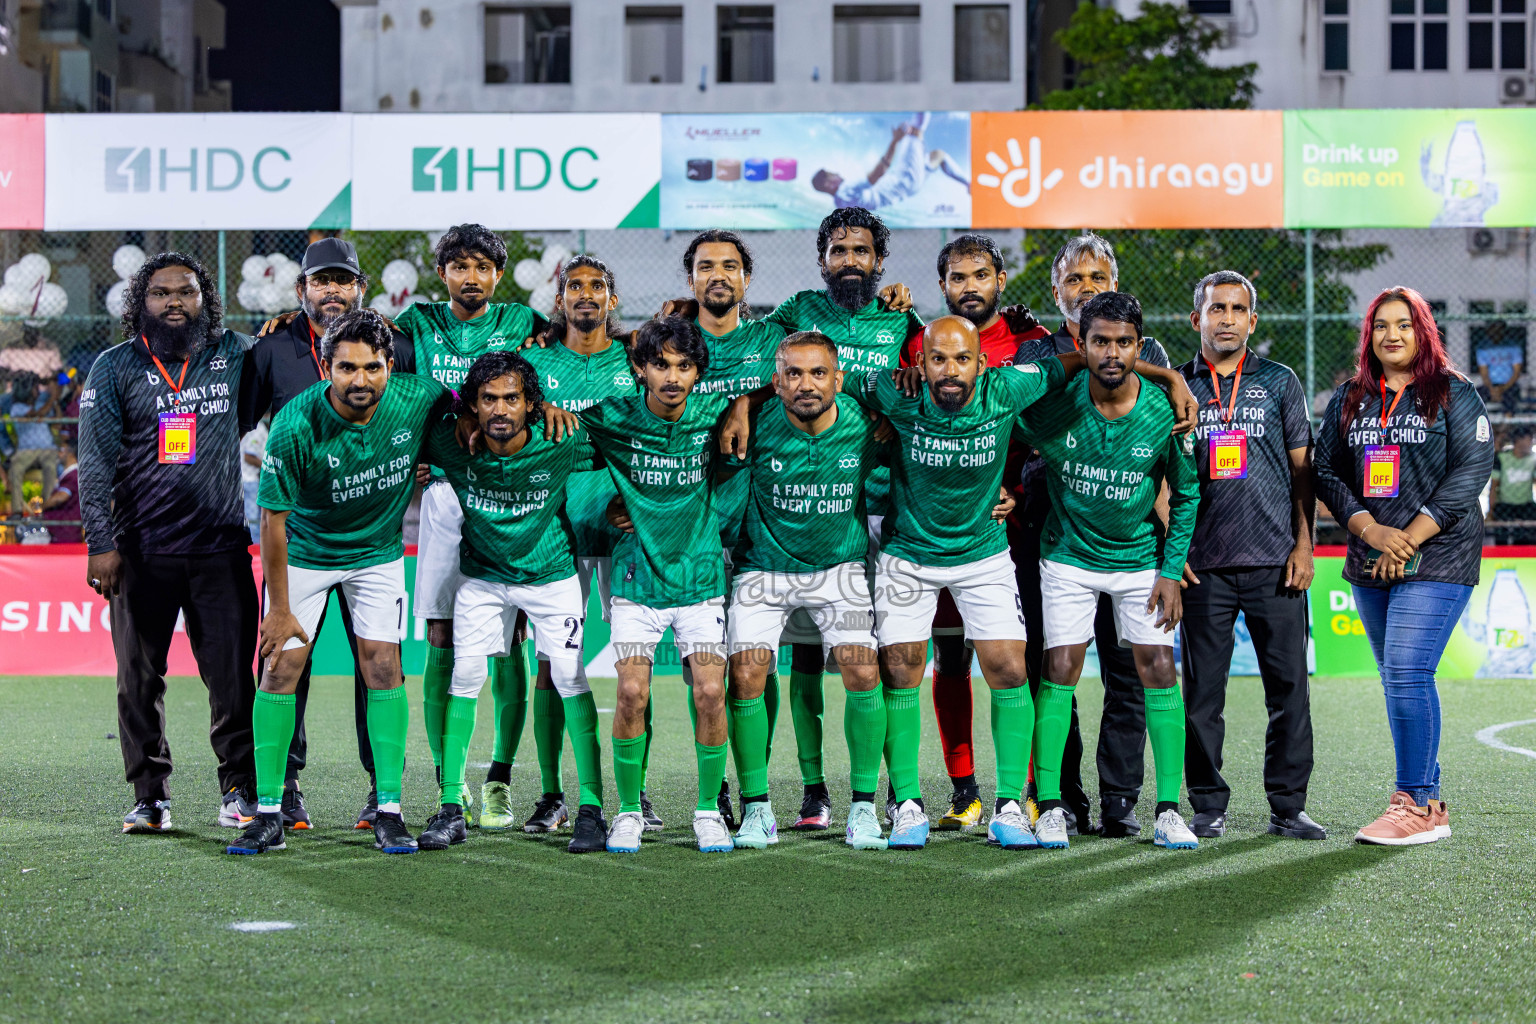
[[104, 147, 293, 193], [411, 146, 600, 193]]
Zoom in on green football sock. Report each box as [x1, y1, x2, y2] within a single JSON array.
[[421, 644, 453, 769], [789, 668, 826, 786], [533, 686, 565, 794], [440, 694, 478, 807], [366, 686, 409, 812], [990, 685, 1035, 804], [562, 692, 603, 809], [728, 695, 770, 801], [842, 687, 886, 796], [1144, 686, 1187, 807], [763, 669, 781, 764], [695, 739, 729, 812], [639, 695, 654, 791], [883, 685, 922, 803], [490, 644, 530, 765], [252, 691, 296, 811], [1033, 681, 1075, 803], [613, 733, 646, 814]]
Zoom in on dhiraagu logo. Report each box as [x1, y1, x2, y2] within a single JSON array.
[[411, 146, 599, 192], [977, 136, 1063, 209]]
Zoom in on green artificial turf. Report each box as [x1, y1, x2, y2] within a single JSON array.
[[1, 671, 1534, 1023]]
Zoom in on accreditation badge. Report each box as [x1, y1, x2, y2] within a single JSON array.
[[1208, 429, 1247, 480], [158, 412, 197, 464], [1363, 444, 1399, 497]]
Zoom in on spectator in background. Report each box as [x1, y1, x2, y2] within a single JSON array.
[[240, 420, 267, 544], [1490, 427, 1536, 544], [1474, 320, 1524, 414], [6, 371, 60, 519], [54, 366, 82, 446], [0, 326, 65, 380], [41, 444, 81, 543]]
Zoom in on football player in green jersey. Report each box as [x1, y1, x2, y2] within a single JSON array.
[[232, 309, 454, 856], [1017, 292, 1202, 851], [580, 317, 748, 855], [418, 351, 607, 854], [520, 255, 640, 834], [401, 225, 551, 833], [723, 332, 891, 849]]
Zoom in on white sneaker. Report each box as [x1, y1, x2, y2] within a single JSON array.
[[734, 802, 778, 849], [1035, 806, 1070, 849], [845, 801, 888, 850], [693, 810, 734, 852], [606, 810, 645, 853], [1154, 808, 1199, 850]]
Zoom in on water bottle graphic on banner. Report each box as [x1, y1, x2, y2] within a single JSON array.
[[1476, 568, 1533, 679]]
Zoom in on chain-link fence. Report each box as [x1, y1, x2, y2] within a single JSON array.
[[2, 225, 1533, 540]]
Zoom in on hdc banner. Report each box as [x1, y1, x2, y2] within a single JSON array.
[[43, 113, 354, 230]]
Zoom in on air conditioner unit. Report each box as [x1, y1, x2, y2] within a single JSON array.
[[1498, 73, 1535, 105], [1467, 228, 1512, 254]]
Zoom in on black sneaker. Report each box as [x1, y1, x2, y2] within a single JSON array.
[[717, 779, 737, 831], [218, 786, 255, 827], [373, 812, 418, 854], [281, 783, 312, 830], [793, 787, 832, 831], [417, 806, 467, 851], [1191, 809, 1227, 838], [639, 790, 664, 831], [226, 813, 284, 854], [122, 799, 172, 834], [523, 792, 569, 833], [1100, 798, 1142, 838], [354, 783, 379, 830], [1268, 810, 1327, 840], [567, 805, 608, 853]]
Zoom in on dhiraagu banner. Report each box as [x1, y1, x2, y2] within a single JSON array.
[[1285, 109, 1536, 228]]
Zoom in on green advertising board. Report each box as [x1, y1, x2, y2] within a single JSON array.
[[1284, 109, 1536, 228]]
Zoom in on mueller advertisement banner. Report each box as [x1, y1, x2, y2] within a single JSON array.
[[1284, 108, 1536, 228], [350, 113, 662, 230], [969, 111, 1284, 229], [660, 111, 972, 229], [43, 113, 354, 230], [0, 115, 45, 230]]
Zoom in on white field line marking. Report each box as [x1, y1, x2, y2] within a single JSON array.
[[230, 921, 297, 933], [1474, 719, 1536, 761]]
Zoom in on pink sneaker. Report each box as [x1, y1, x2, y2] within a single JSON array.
[[1354, 791, 1448, 845]]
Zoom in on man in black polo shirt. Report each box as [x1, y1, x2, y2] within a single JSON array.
[[1176, 270, 1324, 840], [79, 252, 258, 834], [239, 237, 414, 830], [1012, 233, 1169, 836]]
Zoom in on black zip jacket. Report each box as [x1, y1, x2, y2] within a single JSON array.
[[239, 312, 416, 432]]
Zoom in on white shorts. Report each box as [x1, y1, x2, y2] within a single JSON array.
[[412, 479, 464, 621], [610, 596, 726, 664], [534, 555, 611, 665], [873, 550, 1026, 647], [779, 515, 883, 646], [274, 558, 406, 652], [730, 563, 877, 657], [452, 574, 587, 696], [1038, 560, 1174, 650]]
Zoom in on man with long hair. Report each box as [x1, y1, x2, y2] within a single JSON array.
[[78, 252, 260, 835]]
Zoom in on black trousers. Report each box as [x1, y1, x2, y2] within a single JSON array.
[[1013, 519, 1147, 814], [110, 547, 257, 802], [1179, 565, 1313, 816], [277, 591, 375, 780]]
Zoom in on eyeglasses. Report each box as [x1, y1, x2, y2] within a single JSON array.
[[307, 271, 358, 288]]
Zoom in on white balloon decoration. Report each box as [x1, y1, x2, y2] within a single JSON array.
[[111, 244, 146, 281], [104, 280, 130, 318], [538, 245, 571, 273], [512, 258, 545, 291]]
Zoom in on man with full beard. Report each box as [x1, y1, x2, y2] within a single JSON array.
[[239, 238, 413, 833], [78, 252, 260, 835]]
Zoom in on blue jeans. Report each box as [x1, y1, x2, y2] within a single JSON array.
[[1353, 580, 1473, 805]]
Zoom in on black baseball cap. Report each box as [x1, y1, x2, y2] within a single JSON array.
[[300, 238, 362, 277]]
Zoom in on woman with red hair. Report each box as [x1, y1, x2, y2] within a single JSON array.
[[1316, 287, 1494, 846]]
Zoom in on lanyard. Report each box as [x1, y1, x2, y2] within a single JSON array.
[[142, 336, 189, 393], [1205, 356, 1243, 424], [1379, 378, 1406, 428], [306, 320, 324, 379]]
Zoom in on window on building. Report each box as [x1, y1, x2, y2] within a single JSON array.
[[1322, 0, 1349, 71], [1469, 0, 1527, 70], [1187, 1, 1234, 12], [95, 0, 113, 19], [1388, 0, 1448, 71], [833, 5, 920, 83], [717, 5, 774, 82], [93, 68, 113, 112], [485, 6, 572, 84], [955, 5, 1009, 81], [626, 6, 683, 83]]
